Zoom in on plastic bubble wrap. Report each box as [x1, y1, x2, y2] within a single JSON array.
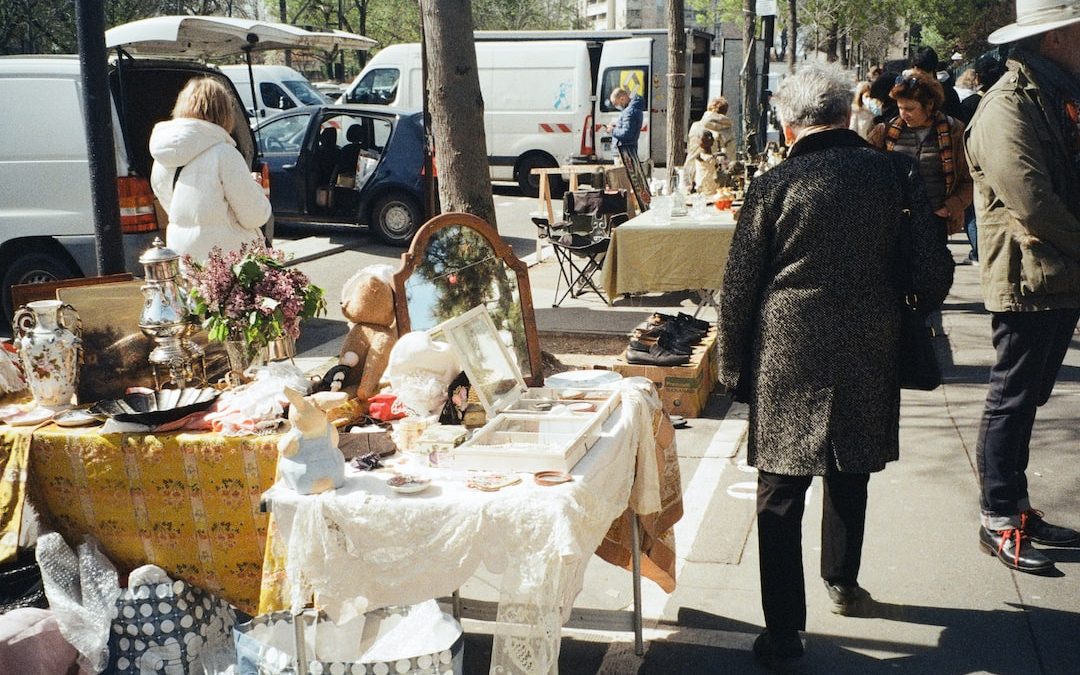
[[36, 533, 121, 673]]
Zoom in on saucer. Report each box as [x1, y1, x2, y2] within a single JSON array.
[[545, 370, 622, 389], [3, 407, 54, 427], [387, 474, 431, 494]]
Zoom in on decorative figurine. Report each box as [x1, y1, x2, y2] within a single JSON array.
[[277, 387, 346, 495]]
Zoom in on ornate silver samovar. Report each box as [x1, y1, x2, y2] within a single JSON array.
[[138, 238, 206, 389]]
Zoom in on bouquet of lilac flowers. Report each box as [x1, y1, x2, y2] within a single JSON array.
[[184, 242, 326, 359]]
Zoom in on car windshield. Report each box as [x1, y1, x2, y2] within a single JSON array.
[[282, 80, 327, 105], [348, 68, 399, 105]]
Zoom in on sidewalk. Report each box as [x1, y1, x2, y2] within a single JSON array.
[[451, 240, 1080, 673]]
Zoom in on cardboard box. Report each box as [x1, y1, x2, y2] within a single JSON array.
[[613, 328, 717, 417]]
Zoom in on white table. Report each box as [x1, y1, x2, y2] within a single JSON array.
[[600, 207, 737, 316], [263, 383, 663, 675]]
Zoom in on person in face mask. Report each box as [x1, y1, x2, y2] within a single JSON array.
[[849, 81, 876, 139], [869, 70, 900, 124]]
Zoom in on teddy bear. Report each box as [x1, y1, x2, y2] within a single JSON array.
[[317, 264, 398, 401]]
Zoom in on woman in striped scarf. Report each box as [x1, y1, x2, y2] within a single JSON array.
[[868, 70, 973, 237]]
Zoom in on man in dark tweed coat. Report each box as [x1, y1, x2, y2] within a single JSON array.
[[716, 64, 953, 670]]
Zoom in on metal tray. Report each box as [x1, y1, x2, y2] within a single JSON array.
[[90, 387, 218, 426]]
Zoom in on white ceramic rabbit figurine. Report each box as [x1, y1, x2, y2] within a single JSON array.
[[277, 387, 345, 495]]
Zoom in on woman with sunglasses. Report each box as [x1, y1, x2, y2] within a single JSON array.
[[868, 71, 973, 238]]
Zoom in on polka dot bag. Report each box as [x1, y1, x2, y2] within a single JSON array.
[[107, 575, 238, 674]]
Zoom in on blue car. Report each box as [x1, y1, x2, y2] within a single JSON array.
[[255, 104, 427, 245]]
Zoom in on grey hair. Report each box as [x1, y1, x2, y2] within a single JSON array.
[[773, 63, 853, 129]]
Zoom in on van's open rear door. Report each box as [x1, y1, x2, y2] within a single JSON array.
[[594, 37, 652, 163]]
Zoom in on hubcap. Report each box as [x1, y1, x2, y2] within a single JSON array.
[[19, 269, 60, 286], [383, 203, 413, 236]]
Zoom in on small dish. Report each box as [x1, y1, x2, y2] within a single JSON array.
[[545, 370, 622, 389], [387, 474, 431, 494], [3, 407, 54, 427], [53, 408, 105, 428]]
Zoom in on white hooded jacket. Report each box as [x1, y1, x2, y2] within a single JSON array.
[[149, 118, 271, 262]]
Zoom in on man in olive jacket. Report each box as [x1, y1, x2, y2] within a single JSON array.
[[965, 5, 1080, 575]]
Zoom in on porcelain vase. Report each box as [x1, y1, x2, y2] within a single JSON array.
[[13, 300, 82, 408]]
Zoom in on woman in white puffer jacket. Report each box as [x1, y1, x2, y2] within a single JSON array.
[[149, 77, 271, 262]]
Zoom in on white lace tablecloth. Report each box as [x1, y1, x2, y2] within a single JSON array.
[[263, 380, 662, 675]]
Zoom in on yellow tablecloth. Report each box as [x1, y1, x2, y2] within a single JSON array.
[[22, 426, 279, 613], [601, 208, 737, 298]]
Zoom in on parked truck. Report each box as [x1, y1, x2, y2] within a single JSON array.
[[341, 29, 712, 195]]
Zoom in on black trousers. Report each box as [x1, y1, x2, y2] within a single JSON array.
[[975, 308, 1080, 525], [757, 470, 870, 632]]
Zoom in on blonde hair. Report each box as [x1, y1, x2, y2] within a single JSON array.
[[707, 96, 729, 114], [172, 77, 235, 131], [609, 87, 629, 105], [956, 68, 978, 90]]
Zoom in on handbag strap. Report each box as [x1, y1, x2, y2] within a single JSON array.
[[888, 155, 920, 309], [172, 165, 185, 190]]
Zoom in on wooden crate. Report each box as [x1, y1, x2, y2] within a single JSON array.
[[613, 328, 717, 417]]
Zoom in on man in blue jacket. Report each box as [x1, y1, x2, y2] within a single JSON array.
[[609, 87, 644, 154]]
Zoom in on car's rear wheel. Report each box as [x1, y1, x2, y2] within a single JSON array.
[[371, 193, 422, 246], [2, 251, 80, 325], [516, 152, 563, 198]]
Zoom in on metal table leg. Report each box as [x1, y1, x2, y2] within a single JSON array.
[[293, 609, 308, 675], [631, 515, 644, 656], [452, 589, 462, 620]]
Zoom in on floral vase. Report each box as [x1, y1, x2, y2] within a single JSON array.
[[13, 300, 82, 408], [223, 339, 265, 385]]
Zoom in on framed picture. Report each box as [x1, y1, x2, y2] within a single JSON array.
[[57, 281, 228, 402], [617, 145, 651, 212], [436, 306, 526, 416]]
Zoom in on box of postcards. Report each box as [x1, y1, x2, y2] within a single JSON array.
[[435, 307, 619, 473]]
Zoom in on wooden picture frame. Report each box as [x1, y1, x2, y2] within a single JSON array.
[[393, 213, 544, 387], [618, 145, 651, 212]]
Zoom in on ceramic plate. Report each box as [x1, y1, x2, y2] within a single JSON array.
[[53, 409, 105, 427], [387, 474, 431, 494], [3, 407, 54, 427], [544, 370, 622, 389]]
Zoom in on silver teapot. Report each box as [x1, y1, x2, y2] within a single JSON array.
[[138, 238, 205, 389]]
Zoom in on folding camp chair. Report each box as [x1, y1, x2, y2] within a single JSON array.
[[548, 189, 628, 307]]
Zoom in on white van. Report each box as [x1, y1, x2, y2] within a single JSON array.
[[343, 41, 593, 195], [344, 31, 713, 195], [0, 56, 262, 321], [220, 64, 328, 121]]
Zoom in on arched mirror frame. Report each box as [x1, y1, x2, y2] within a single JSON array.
[[393, 212, 545, 387]]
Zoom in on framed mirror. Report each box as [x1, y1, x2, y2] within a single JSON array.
[[393, 213, 544, 386]]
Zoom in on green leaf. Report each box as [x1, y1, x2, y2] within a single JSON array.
[[233, 259, 265, 287]]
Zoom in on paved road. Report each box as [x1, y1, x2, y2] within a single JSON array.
[[276, 184, 540, 358]]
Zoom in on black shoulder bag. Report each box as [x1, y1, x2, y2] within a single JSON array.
[[893, 159, 943, 391]]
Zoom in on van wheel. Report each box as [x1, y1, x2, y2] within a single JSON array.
[[2, 252, 80, 324], [516, 154, 563, 198], [371, 194, 422, 246]]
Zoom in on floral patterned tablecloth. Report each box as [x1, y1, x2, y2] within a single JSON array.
[[20, 427, 279, 613]]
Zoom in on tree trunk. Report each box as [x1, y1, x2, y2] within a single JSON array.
[[839, 32, 848, 67], [741, 0, 758, 154], [420, 0, 498, 228], [278, 0, 291, 67], [826, 21, 838, 62], [666, 0, 686, 184], [786, 0, 797, 73]]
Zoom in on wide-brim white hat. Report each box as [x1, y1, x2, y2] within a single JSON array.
[[989, 0, 1080, 44]]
